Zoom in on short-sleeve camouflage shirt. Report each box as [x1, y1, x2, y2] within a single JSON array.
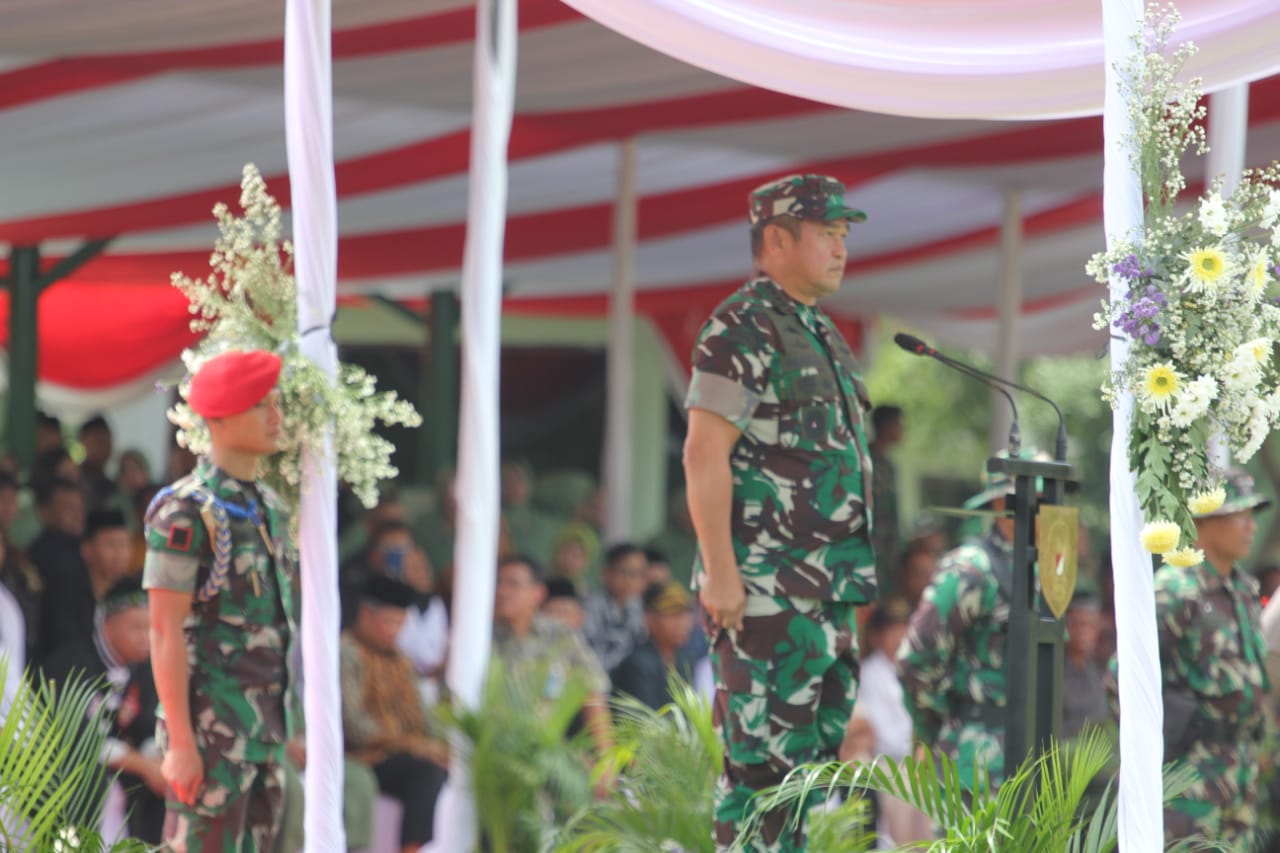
[[143, 458, 299, 763], [685, 276, 876, 603], [1155, 561, 1269, 735]]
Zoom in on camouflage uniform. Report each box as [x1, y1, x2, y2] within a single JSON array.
[[687, 174, 874, 852], [897, 528, 1013, 788], [493, 612, 610, 700], [1149, 469, 1271, 848], [1156, 559, 1267, 848], [144, 458, 299, 853]]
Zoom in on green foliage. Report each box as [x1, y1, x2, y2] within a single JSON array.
[[0, 658, 153, 852], [555, 677, 720, 853], [807, 796, 877, 853], [744, 729, 1206, 853], [438, 659, 594, 853]]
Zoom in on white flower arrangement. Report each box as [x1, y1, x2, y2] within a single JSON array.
[[1090, 3, 1280, 551], [169, 164, 422, 517]]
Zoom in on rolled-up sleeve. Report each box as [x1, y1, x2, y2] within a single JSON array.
[[685, 311, 773, 430]]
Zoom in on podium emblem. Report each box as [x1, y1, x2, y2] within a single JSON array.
[[1037, 504, 1079, 619]]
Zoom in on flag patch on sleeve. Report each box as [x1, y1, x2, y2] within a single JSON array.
[[167, 524, 193, 552]]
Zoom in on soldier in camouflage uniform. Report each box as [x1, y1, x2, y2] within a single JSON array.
[[145, 350, 298, 852], [1156, 468, 1269, 849], [683, 174, 875, 851], [896, 465, 1020, 790]]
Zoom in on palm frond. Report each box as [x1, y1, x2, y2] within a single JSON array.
[[556, 675, 719, 853], [0, 657, 143, 851], [439, 657, 595, 853]]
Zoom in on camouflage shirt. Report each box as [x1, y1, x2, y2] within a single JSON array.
[[1155, 561, 1268, 736], [143, 459, 299, 763], [897, 529, 1012, 783], [685, 276, 876, 603], [493, 613, 609, 700]]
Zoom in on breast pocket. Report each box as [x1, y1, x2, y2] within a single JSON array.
[[1196, 600, 1248, 696]]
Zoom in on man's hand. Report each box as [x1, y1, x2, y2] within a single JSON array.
[[285, 735, 307, 771], [140, 758, 168, 797], [700, 567, 746, 632], [162, 744, 204, 806]]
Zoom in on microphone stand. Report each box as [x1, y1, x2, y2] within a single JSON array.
[[895, 332, 1078, 774]]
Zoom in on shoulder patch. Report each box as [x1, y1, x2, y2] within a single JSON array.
[[166, 524, 193, 553]]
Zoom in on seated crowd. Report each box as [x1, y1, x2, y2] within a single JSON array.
[[0, 416, 1128, 851]]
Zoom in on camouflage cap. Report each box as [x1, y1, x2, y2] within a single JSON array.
[[1195, 468, 1273, 518], [962, 448, 1052, 511], [748, 174, 867, 227]]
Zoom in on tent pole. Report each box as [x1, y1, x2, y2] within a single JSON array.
[[603, 138, 638, 543], [1102, 1, 1165, 848], [7, 246, 40, 472], [992, 188, 1022, 452], [283, 0, 345, 846], [438, 0, 517, 847], [422, 291, 460, 485], [1205, 83, 1249, 470]]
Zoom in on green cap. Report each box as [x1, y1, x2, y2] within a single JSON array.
[[749, 174, 867, 227], [1195, 468, 1272, 518]]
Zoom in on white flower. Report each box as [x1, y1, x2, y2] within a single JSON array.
[[1236, 338, 1273, 366], [1247, 251, 1271, 296], [1198, 193, 1230, 236], [1261, 188, 1280, 230], [1238, 401, 1271, 461], [1168, 374, 1216, 427]]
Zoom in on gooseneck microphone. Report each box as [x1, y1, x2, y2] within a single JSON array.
[[894, 333, 1021, 457], [894, 333, 1067, 461]]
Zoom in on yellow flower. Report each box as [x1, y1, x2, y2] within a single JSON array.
[[1144, 364, 1179, 401], [1140, 520, 1181, 554], [1162, 547, 1205, 568], [1188, 487, 1225, 515], [1186, 247, 1228, 285]]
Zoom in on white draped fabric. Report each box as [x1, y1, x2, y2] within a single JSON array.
[[435, 0, 518, 849], [283, 0, 345, 847], [1101, 1, 1163, 848], [562, 0, 1280, 119]]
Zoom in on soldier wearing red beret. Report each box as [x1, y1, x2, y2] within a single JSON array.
[[143, 349, 301, 851]]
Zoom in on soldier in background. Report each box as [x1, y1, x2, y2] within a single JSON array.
[[1157, 469, 1268, 849], [683, 174, 875, 851], [868, 405, 904, 599], [896, 465, 1019, 789], [144, 350, 299, 850]]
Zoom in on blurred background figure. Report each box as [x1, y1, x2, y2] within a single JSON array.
[[1062, 586, 1110, 740], [610, 581, 697, 710], [869, 405, 905, 599], [542, 578, 585, 631]]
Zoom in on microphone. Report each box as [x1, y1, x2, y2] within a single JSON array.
[[894, 333, 1067, 462], [894, 333, 1021, 457]]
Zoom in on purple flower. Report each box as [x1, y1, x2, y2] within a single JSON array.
[[1113, 254, 1144, 280]]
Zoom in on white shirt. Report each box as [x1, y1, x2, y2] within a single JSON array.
[[857, 650, 913, 761], [0, 583, 25, 716], [397, 596, 449, 676]]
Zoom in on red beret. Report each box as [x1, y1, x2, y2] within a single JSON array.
[[187, 350, 282, 418]]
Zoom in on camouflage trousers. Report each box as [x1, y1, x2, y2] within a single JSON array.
[[1165, 739, 1260, 850], [934, 719, 1005, 791], [162, 758, 285, 853], [710, 595, 859, 852]]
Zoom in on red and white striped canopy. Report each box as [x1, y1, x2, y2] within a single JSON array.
[[3, 0, 1280, 392]]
